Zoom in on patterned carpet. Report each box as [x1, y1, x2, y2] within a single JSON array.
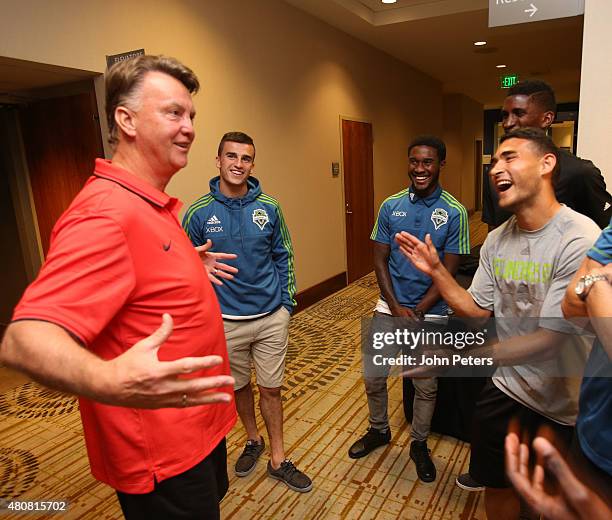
[[0, 214, 488, 520]]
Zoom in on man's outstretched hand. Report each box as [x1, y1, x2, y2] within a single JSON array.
[[395, 232, 441, 276], [505, 432, 610, 520], [196, 239, 238, 285], [104, 314, 235, 408]]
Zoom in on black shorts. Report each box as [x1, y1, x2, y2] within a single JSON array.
[[469, 379, 574, 488], [117, 438, 228, 520]]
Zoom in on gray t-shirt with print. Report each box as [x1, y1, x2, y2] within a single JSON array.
[[468, 206, 600, 424]]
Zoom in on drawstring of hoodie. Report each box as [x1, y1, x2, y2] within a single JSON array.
[[239, 198, 245, 251]]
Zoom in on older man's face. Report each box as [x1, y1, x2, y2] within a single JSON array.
[[131, 71, 196, 179]]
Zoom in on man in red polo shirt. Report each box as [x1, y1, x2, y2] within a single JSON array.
[[0, 55, 237, 520]]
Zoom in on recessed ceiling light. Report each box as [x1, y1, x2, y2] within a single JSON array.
[[496, 64, 507, 68], [474, 41, 487, 46], [382, 0, 397, 3]]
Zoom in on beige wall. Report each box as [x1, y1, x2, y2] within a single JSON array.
[[0, 0, 445, 291], [578, 0, 612, 191], [442, 93, 483, 211]]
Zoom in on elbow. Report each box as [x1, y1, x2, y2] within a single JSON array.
[[561, 293, 583, 319], [561, 298, 571, 319], [451, 307, 491, 327], [0, 324, 32, 372], [0, 326, 18, 368]]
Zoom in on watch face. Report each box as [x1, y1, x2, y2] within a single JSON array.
[[575, 279, 585, 295]]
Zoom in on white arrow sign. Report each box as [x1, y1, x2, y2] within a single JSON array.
[[489, 0, 584, 28], [525, 3, 538, 18]]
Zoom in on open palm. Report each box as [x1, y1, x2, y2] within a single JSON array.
[[195, 239, 238, 285], [395, 232, 441, 276]]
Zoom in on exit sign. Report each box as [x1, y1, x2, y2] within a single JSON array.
[[501, 74, 519, 89]]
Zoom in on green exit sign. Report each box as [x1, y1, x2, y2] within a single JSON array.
[[501, 74, 519, 89]]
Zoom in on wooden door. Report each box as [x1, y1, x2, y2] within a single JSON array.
[[19, 88, 104, 256], [342, 119, 374, 283]]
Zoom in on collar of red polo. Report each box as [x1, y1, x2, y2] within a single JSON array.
[[93, 159, 182, 215]]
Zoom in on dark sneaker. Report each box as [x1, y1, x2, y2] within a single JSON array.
[[409, 440, 436, 483], [235, 438, 265, 477], [455, 473, 485, 491], [348, 427, 391, 459], [267, 459, 313, 493]]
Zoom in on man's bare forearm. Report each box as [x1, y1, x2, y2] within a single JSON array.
[[483, 328, 567, 366], [374, 263, 400, 309], [587, 281, 612, 359], [0, 318, 235, 409], [373, 242, 402, 311], [416, 253, 461, 314], [429, 264, 490, 318], [562, 258, 600, 318], [0, 321, 112, 401]]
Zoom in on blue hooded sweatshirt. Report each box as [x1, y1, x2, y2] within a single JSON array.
[[182, 176, 296, 318]]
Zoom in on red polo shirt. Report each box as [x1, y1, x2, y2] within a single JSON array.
[[13, 159, 236, 493]]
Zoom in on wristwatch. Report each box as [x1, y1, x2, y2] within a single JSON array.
[[574, 273, 609, 301]]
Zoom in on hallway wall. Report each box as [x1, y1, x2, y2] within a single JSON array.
[[0, 0, 448, 291], [578, 0, 612, 191], [442, 93, 483, 211]]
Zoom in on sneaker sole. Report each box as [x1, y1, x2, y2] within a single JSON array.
[[455, 477, 485, 492], [268, 472, 313, 493], [347, 441, 390, 459], [235, 463, 258, 477], [415, 471, 436, 483]]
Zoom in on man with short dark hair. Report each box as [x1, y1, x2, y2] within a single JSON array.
[[0, 55, 238, 520], [397, 128, 600, 518], [347, 135, 469, 483], [483, 80, 611, 229], [183, 132, 312, 493]]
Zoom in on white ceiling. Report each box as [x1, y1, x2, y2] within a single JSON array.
[[283, 0, 583, 107]]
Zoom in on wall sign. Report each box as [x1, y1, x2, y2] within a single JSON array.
[[489, 0, 584, 28], [106, 49, 145, 69]]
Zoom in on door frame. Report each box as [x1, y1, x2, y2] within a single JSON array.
[[0, 76, 105, 281], [0, 109, 43, 281]]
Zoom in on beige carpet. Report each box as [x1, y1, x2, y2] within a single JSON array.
[[0, 214, 488, 519], [0, 275, 485, 520]]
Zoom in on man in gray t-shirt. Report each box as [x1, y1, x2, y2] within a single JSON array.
[[395, 128, 599, 519], [470, 206, 598, 424]]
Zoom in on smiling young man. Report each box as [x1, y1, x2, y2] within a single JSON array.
[[396, 128, 600, 519], [347, 136, 469, 483], [183, 132, 312, 493], [482, 80, 611, 229]]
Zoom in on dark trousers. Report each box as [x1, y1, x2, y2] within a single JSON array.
[[117, 438, 228, 520]]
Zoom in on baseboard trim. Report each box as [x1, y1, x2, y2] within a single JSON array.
[[294, 272, 347, 314]]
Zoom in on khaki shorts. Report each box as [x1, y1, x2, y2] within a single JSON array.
[[223, 307, 291, 390]]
